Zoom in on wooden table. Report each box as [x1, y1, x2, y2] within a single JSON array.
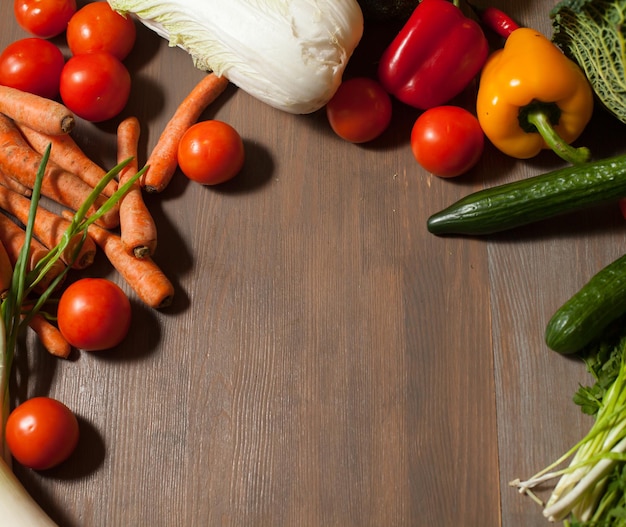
[[1, 1, 623, 526]]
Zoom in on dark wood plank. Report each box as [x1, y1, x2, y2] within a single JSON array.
[[1, 1, 620, 526]]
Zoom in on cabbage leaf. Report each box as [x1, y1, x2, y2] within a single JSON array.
[[551, 0, 626, 124], [108, 0, 364, 114]]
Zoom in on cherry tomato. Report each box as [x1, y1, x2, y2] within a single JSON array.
[[14, 0, 77, 39], [326, 77, 392, 143], [177, 120, 245, 185], [57, 278, 132, 351], [59, 51, 131, 122], [6, 397, 79, 470], [0, 38, 64, 99], [66, 1, 136, 61], [410, 106, 484, 178]]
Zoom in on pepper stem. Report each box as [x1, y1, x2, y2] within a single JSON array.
[[525, 108, 591, 165]]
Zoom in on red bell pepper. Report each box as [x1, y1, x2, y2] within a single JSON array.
[[377, 0, 489, 110]]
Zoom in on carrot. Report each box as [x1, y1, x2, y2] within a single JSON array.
[[0, 212, 66, 292], [27, 314, 71, 359], [0, 185, 96, 269], [62, 211, 174, 309], [0, 85, 75, 135], [117, 116, 157, 258], [0, 169, 31, 197], [0, 114, 119, 229], [17, 123, 118, 197], [0, 239, 13, 299], [143, 73, 229, 193]]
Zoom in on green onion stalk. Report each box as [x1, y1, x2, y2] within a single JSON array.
[[0, 146, 145, 525], [511, 338, 626, 524]]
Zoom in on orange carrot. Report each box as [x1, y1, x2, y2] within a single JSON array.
[[0, 185, 96, 269], [27, 314, 71, 359], [87, 222, 173, 308], [117, 116, 157, 258], [17, 123, 118, 197], [62, 210, 174, 309], [0, 239, 13, 299], [0, 114, 119, 229], [0, 169, 31, 197], [0, 85, 75, 135], [143, 73, 230, 193], [0, 212, 66, 292]]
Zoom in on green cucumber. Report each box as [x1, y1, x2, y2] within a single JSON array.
[[545, 253, 626, 354], [426, 154, 626, 235]]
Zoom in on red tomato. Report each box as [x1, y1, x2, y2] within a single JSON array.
[[326, 77, 392, 143], [177, 120, 245, 185], [66, 2, 136, 61], [57, 278, 132, 351], [0, 38, 64, 99], [6, 397, 79, 470], [14, 0, 76, 39], [59, 51, 131, 122], [410, 106, 484, 178]]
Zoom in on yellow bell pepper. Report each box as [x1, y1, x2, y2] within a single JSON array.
[[476, 27, 594, 164]]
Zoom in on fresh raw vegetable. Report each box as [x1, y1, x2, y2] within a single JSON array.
[[545, 253, 626, 355], [468, 3, 521, 38], [0, 84, 74, 135], [552, 0, 626, 125], [5, 397, 79, 470], [106, 0, 364, 114], [0, 170, 31, 197], [143, 72, 229, 193], [177, 120, 245, 185], [0, 455, 59, 525], [0, 114, 119, 229], [17, 123, 118, 197], [377, 0, 489, 110], [410, 105, 484, 178], [117, 116, 157, 258], [70, 216, 175, 309], [357, 0, 418, 21], [57, 278, 132, 351], [0, 38, 65, 99], [27, 314, 71, 359], [325, 77, 392, 144], [67, 1, 136, 61], [14, 0, 77, 39], [0, 184, 97, 270], [426, 153, 626, 235], [59, 51, 131, 123], [476, 27, 594, 164], [0, 212, 67, 293], [512, 336, 626, 524]]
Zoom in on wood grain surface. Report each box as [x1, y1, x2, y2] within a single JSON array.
[[0, 1, 623, 526]]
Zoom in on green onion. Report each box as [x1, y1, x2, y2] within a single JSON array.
[[512, 336, 626, 524]]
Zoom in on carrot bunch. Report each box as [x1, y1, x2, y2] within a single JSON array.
[[0, 85, 199, 358], [0, 70, 232, 357]]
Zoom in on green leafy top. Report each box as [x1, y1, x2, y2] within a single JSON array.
[[574, 335, 625, 415], [551, 0, 626, 124]]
